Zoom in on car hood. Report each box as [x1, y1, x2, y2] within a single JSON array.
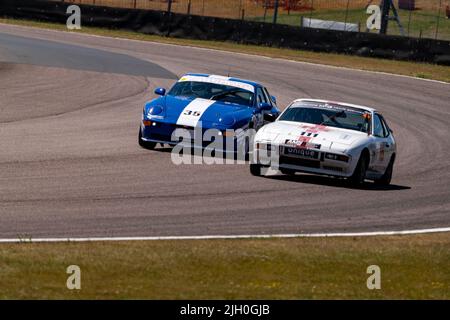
[[154, 96, 253, 128], [258, 121, 369, 151]]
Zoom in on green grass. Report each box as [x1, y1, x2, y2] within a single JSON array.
[[254, 8, 450, 41], [0, 233, 449, 299], [1, 17, 450, 83]]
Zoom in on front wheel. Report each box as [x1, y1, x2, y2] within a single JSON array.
[[138, 129, 156, 150], [349, 152, 368, 186], [375, 156, 394, 186]]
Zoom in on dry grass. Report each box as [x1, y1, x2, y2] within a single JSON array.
[[0, 233, 449, 299]]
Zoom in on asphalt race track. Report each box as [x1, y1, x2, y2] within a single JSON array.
[[0, 24, 449, 238]]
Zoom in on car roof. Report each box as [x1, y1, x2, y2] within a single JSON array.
[[183, 73, 261, 88], [293, 99, 377, 113]]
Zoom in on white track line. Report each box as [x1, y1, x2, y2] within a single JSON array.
[[1, 23, 449, 85], [1, 227, 449, 243]]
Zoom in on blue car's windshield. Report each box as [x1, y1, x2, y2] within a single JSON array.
[[279, 102, 371, 133], [168, 81, 254, 107]]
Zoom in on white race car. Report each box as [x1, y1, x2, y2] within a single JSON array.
[[250, 99, 396, 186]]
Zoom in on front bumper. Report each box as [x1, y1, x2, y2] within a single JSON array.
[[255, 143, 355, 177], [140, 122, 248, 154]]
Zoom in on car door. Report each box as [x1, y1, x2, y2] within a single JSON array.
[[379, 114, 395, 166], [372, 113, 391, 173]]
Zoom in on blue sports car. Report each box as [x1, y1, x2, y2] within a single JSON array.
[[139, 74, 280, 153]]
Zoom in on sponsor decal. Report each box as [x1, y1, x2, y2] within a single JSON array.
[[285, 139, 321, 150], [293, 124, 329, 149], [283, 147, 319, 159], [179, 75, 255, 93], [298, 101, 367, 114]]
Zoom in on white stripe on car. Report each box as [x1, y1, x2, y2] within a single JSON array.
[[176, 98, 216, 127]]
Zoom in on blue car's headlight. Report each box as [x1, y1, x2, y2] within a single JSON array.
[[218, 115, 235, 126], [148, 105, 163, 116]]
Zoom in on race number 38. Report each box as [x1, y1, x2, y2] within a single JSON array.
[[366, 5, 381, 30]]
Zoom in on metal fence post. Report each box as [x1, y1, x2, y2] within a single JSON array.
[[380, 0, 390, 35], [407, 6, 412, 36], [309, 0, 314, 27], [344, 0, 350, 31], [263, 0, 268, 22], [167, 0, 173, 14], [273, 0, 279, 24], [435, 0, 443, 39], [238, 0, 242, 19]]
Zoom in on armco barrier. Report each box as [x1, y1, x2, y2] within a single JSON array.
[[1, 0, 449, 65]]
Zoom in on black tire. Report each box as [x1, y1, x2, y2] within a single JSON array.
[[250, 163, 262, 176], [280, 168, 296, 175], [349, 152, 368, 186], [375, 156, 394, 186], [138, 129, 156, 150]]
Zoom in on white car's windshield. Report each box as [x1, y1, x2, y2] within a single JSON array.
[[279, 102, 371, 133], [168, 81, 254, 107]]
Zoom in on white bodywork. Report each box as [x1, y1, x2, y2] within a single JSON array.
[[254, 99, 396, 179]]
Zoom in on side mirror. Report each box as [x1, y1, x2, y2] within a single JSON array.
[[154, 88, 166, 96], [258, 102, 272, 111], [264, 113, 277, 122], [271, 95, 277, 104]]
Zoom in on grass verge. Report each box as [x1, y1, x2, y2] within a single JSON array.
[[0, 233, 449, 299], [254, 9, 450, 41], [1, 17, 450, 83]]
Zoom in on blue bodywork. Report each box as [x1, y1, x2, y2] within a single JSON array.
[[139, 74, 280, 148]]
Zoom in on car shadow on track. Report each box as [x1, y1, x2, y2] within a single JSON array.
[[153, 146, 174, 153], [266, 174, 411, 191]]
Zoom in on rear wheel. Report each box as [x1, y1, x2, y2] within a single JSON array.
[[250, 163, 262, 176], [375, 156, 395, 186], [349, 152, 368, 186], [280, 168, 296, 175], [138, 129, 156, 150]]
